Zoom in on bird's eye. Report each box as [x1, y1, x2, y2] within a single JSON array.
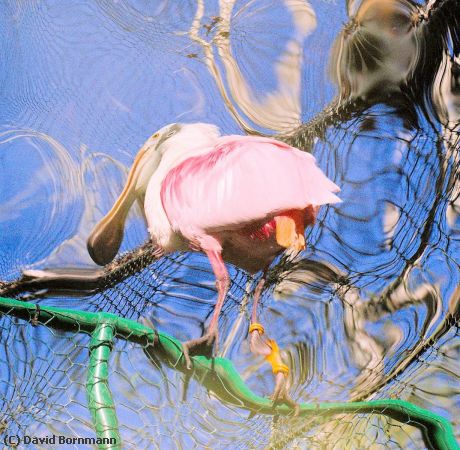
[[153, 132, 160, 139]]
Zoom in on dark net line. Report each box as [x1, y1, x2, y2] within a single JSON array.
[[265, 82, 460, 444]]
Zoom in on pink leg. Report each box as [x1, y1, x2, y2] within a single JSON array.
[[249, 270, 270, 357], [251, 275, 265, 325], [182, 250, 229, 370], [207, 250, 230, 333], [249, 272, 298, 414]]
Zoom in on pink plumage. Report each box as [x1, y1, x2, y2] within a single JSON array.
[[87, 123, 341, 402], [161, 135, 340, 247]]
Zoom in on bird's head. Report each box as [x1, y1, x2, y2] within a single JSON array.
[[124, 122, 221, 190], [87, 122, 221, 265]]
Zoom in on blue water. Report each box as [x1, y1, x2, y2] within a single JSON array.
[[0, 1, 458, 448]]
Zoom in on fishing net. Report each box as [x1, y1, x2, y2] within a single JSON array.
[[0, 0, 459, 449]]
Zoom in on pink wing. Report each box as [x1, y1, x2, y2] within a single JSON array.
[[160, 135, 340, 241]]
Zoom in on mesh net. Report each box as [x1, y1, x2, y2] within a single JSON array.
[[0, 0, 459, 449]]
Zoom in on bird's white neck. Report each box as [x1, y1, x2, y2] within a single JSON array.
[[144, 125, 220, 251]]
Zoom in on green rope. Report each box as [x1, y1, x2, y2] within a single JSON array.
[[0, 296, 457, 450]]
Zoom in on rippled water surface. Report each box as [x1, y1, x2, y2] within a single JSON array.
[[0, 0, 459, 448]]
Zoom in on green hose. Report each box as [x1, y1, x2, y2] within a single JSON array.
[[87, 317, 121, 450]]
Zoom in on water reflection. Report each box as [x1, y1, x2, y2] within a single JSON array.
[[330, 0, 421, 99], [0, 0, 459, 448]]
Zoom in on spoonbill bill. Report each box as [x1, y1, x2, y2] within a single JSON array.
[[87, 123, 340, 408]]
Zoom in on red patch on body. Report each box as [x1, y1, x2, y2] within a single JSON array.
[[237, 205, 319, 244]]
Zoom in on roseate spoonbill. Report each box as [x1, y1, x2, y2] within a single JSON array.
[[87, 123, 340, 407]]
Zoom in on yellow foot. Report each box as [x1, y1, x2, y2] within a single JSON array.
[[249, 323, 299, 415]]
